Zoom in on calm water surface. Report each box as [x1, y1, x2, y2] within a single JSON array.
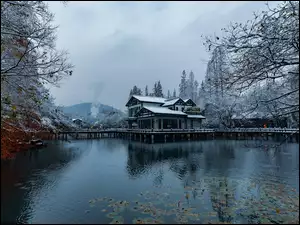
[[1, 139, 299, 224]]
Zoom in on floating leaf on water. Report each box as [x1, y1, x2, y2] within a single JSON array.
[[142, 208, 152, 214], [89, 199, 96, 204], [133, 218, 146, 224], [174, 216, 189, 224], [131, 206, 140, 211], [106, 212, 119, 218], [109, 216, 124, 224], [101, 209, 107, 212], [208, 211, 218, 217], [85, 210, 90, 213], [185, 212, 201, 221]]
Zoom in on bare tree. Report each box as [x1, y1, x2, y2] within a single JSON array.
[[203, 1, 299, 120], [1, 1, 73, 129]]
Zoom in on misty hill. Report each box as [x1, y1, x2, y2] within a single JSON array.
[[60, 102, 126, 125]]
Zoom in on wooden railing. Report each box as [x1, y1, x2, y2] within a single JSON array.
[[61, 127, 299, 134], [215, 128, 299, 133]]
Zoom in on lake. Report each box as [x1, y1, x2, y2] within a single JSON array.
[[1, 139, 299, 224]]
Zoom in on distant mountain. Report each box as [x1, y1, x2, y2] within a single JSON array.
[[60, 102, 126, 125]]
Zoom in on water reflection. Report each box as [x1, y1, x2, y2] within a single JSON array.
[[1, 139, 298, 224], [1, 141, 86, 223], [125, 140, 299, 223]]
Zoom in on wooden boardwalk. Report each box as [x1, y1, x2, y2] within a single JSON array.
[[54, 128, 299, 143]]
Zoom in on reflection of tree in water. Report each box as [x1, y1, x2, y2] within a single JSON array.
[[126, 142, 205, 180], [201, 142, 237, 223], [203, 142, 235, 176], [153, 166, 164, 187], [207, 177, 237, 223], [1, 142, 86, 223]]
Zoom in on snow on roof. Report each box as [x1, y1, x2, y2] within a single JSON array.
[[132, 95, 166, 104], [162, 98, 180, 107], [183, 99, 189, 102], [187, 115, 206, 119], [143, 106, 187, 116]]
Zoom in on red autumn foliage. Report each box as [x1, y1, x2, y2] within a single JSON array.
[[1, 116, 54, 159]]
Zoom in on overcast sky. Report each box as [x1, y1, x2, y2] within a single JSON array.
[[47, 1, 277, 111]]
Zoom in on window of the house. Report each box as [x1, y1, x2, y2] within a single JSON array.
[[176, 107, 178, 111]]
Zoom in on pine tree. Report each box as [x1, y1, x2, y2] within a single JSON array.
[[188, 71, 195, 101], [145, 85, 148, 96], [173, 89, 177, 98], [130, 85, 142, 96], [137, 88, 142, 95], [156, 81, 163, 97], [179, 70, 188, 99], [153, 82, 157, 96], [167, 90, 171, 99], [194, 80, 199, 103]]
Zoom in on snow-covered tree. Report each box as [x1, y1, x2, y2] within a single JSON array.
[[193, 80, 199, 103], [1, 1, 73, 132], [179, 70, 188, 99], [187, 71, 195, 101], [167, 90, 171, 99], [173, 89, 177, 98], [129, 85, 142, 96], [1, 1, 75, 158], [201, 46, 241, 128], [204, 1, 299, 121], [152, 82, 157, 96], [156, 81, 164, 97], [152, 81, 163, 97], [145, 85, 148, 96]]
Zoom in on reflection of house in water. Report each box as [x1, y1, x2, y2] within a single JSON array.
[[126, 142, 204, 181]]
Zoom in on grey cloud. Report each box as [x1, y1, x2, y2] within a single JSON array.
[[48, 1, 275, 111]]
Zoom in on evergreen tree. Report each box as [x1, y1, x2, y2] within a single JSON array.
[[194, 80, 199, 102], [173, 89, 177, 98], [129, 85, 142, 96], [188, 70, 195, 101], [136, 88, 142, 95], [153, 82, 157, 96], [156, 81, 163, 97], [167, 90, 171, 99], [145, 85, 148, 96], [179, 70, 188, 99]]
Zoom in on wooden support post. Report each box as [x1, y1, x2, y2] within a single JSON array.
[[144, 135, 147, 143], [173, 134, 175, 142], [188, 134, 190, 141], [151, 135, 154, 144], [140, 134, 142, 142], [164, 135, 167, 143]]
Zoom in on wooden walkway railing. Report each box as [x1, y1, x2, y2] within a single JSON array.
[[59, 127, 299, 134]]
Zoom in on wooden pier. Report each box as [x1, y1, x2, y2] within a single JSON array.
[[53, 128, 299, 143]]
